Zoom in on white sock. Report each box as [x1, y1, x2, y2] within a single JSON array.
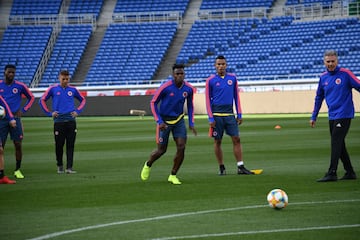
[[237, 161, 244, 167]]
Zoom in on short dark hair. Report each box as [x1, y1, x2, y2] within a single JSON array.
[[4, 64, 16, 71], [172, 63, 184, 71], [59, 69, 70, 76], [216, 55, 226, 60]]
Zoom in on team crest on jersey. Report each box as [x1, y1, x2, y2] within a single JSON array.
[[335, 78, 341, 85], [182, 92, 188, 98], [227, 80, 233, 85], [67, 91, 73, 96], [170, 92, 174, 96], [12, 88, 18, 94], [212, 130, 218, 137]]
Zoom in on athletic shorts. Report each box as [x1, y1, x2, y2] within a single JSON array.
[[0, 117, 23, 144], [210, 115, 239, 140], [157, 118, 187, 145]]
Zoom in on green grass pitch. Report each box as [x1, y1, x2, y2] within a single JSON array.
[[1, 114, 359, 240]]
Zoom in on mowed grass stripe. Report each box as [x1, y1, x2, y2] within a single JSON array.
[[0, 115, 359, 240]]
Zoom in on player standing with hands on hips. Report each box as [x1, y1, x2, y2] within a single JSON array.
[[311, 50, 360, 182], [0, 64, 35, 179], [0, 96, 17, 184], [141, 64, 197, 185], [205, 55, 253, 175], [39, 70, 86, 174]]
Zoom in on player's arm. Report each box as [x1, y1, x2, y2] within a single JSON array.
[[39, 88, 53, 117], [21, 84, 35, 113]]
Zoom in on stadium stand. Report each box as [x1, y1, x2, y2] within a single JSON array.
[[178, 16, 360, 80], [0, 0, 359, 86], [0, 25, 53, 86], [114, 0, 190, 16], [200, 0, 275, 9], [9, 0, 62, 15], [67, 0, 104, 20], [39, 24, 93, 87], [286, 0, 335, 6], [84, 22, 177, 85]]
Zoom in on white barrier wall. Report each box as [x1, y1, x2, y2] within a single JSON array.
[[194, 90, 360, 115]]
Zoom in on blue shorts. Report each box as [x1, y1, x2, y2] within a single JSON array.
[[157, 118, 187, 145], [210, 115, 239, 140], [0, 117, 24, 144]]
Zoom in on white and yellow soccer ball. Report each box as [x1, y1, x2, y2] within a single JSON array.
[[0, 105, 6, 119], [267, 189, 288, 209]]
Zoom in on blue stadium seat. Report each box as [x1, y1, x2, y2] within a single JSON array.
[[180, 16, 360, 80], [85, 22, 178, 85], [10, 0, 62, 15], [38, 24, 93, 87], [0, 26, 53, 86], [114, 0, 190, 16]]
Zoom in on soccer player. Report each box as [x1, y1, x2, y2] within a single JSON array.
[[205, 55, 253, 175], [311, 49, 360, 182], [140, 64, 197, 185], [39, 70, 86, 174], [0, 64, 35, 179], [0, 95, 17, 184]]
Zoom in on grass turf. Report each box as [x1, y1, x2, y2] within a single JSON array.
[[0, 115, 359, 240]]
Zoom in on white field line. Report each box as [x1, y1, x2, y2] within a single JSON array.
[[27, 199, 360, 240], [149, 224, 360, 240]]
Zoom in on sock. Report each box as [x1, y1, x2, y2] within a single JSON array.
[[15, 160, 21, 171], [219, 164, 225, 170], [237, 161, 244, 167], [0, 169, 4, 178]]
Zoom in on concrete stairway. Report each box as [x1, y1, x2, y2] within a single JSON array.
[[153, 0, 202, 80]]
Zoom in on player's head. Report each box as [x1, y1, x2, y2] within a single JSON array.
[[58, 69, 70, 87], [323, 50, 338, 72], [4, 64, 16, 81], [172, 64, 185, 84], [215, 55, 227, 76]]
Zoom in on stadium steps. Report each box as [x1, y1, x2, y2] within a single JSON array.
[[153, 0, 202, 80], [0, 0, 13, 30], [71, 0, 116, 84], [71, 26, 106, 84]]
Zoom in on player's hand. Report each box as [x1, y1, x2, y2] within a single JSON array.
[[189, 126, 197, 136], [52, 111, 59, 118], [9, 119, 16, 128], [310, 120, 316, 128], [159, 123, 168, 131], [71, 111, 78, 118], [236, 118, 243, 125], [209, 121, 216, 128]]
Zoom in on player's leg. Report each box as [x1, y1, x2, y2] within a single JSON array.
[[225, 116, 253, 175], [329, 119, 351, 173], [10, 118, 24, 178], [212, 116, 226, 175], [167, 119, 187, 184], [317, 119, 350, 182], [65, 121, 77, 173], [337, 119, 356, 180], [54, 122, 66, 173], [0, 140, 16, 184], [141, 124, 170, 181]]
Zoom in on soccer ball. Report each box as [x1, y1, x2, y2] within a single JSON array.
[[267, 189, 288, 209], [0, 105, 5, 119]]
